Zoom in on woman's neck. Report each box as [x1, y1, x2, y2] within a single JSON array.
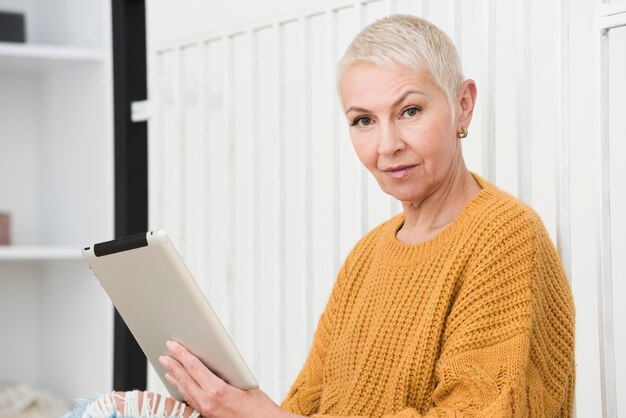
[[397, 163, 481, 245]]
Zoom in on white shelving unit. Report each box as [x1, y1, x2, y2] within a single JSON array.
[[0, 42, 104, 72], [0, 0, 114, 403], [0, 246, 82, 261]]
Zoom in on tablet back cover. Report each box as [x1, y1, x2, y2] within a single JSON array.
[[82, 230, 257, 400]]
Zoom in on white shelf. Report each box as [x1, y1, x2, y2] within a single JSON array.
[[0, 246, 83, 261], [0, 42, 104, 73]]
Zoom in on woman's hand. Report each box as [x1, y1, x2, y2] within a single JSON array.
[[159, 340, 302, 418]]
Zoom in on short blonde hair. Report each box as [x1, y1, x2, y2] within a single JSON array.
[[338, 15, 465, 107]]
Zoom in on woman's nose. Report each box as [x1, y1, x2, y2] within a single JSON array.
[[377, 123, 405, 156]]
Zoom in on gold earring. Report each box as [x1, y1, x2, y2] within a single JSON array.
[[457, 127, 468, 139]]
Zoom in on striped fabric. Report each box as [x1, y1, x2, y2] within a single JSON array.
[[61, 391, 201, 418]]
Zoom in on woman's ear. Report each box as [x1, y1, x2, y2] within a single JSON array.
[[456, 79, 477, 132]]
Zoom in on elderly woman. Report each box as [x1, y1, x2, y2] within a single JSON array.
[[67, 14, 575, 418]]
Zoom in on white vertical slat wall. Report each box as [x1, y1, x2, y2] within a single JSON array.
[[145, 0, 626, 415]]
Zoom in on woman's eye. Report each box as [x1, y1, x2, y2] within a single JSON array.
[[351, 116, 372, 127], [401, 107, 420, 118]]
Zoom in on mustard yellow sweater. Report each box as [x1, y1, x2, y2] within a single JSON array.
[[281, 175, 575, 418]]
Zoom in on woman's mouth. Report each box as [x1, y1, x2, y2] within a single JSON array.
[[383, 164, 417, 179]]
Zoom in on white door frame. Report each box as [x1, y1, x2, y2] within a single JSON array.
[[595, 1, 626, 417]]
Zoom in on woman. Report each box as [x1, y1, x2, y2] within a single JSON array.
[[68, 14, 575, 418]]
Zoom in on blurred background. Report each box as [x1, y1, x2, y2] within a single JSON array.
[[0, 0, 624, 417]]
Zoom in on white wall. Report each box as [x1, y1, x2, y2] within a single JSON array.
[[147, 0, 335, 45], [145, 0, 626, 416]]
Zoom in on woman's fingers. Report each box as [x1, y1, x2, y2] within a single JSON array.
[[159, 354, 200, 402], [161, 340, 231, 415], [160, 355, 211, 414], [165, 340, 224, 388]]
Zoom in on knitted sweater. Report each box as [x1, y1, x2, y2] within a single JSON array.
[[281, 174, 575, 418]]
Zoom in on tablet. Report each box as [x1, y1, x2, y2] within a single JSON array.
[[82, 230, 258, 400]]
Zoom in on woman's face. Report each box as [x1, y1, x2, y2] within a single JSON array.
[[340, 62, 465, 205]]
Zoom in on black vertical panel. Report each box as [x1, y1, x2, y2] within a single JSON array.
[[111, 0, 148, 390]]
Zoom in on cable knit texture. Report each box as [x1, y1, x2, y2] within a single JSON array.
[[280, 174, 575, 418]]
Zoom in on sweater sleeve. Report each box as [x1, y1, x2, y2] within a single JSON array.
[[302, 211, 575, 418], [280, 301, 333, 416], [280, 254, 353, 416]]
